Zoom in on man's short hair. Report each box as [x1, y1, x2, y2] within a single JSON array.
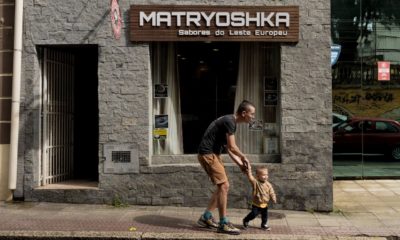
[[236, 100, 255, 114]]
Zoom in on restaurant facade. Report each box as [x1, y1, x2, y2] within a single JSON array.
[[3, 0, 332, 211]]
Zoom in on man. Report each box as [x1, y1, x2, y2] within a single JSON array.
[[197, 100, 255, 235]]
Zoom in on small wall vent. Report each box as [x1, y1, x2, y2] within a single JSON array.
[[112, 151, 131, 163], [104, 144, 139, 174]]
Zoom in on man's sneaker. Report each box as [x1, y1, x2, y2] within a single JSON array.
[[242, 219, 249, 229], [217, 222, 241, 235], [261, 224, 271, 231], [197, 215, 218, 229]]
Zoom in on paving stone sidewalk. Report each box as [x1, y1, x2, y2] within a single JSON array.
[[0, 180, 399, 239]]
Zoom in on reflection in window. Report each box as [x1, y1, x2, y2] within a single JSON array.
[[332, 0, 400, 120]]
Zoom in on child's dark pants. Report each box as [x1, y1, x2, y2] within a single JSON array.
[[244, 204, 268, 226]]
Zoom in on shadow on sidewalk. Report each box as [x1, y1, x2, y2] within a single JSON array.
[[268, 212, 285, 219], [134, 215, 202, 231], [133, 212, 285, 232]]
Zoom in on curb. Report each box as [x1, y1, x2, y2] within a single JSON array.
[[0, 231, 393, 240]]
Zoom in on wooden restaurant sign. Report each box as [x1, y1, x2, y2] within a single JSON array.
[[129, 5, 299, 42]]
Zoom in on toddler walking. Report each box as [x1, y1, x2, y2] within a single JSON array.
[[243, 166, 277, 230]]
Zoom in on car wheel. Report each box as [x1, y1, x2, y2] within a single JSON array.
[[391, 146, 400, 160]]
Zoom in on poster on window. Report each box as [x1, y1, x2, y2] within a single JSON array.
[[264, 76, 277, 91], [249, 120, 263, 131], [155, 115, 168, 128], [264, 91, 278, 106], [378, 61, 390, 81], [154, 84, 168, 98], [153, 128, 167, 140]]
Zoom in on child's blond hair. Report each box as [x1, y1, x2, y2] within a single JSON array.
[[256, 166, 268, 175]]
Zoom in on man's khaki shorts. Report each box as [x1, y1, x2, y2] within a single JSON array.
[[198, 154, 228, 185]]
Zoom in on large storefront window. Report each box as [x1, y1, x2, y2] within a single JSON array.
[[151, 42, 280, 156], [332, 0, 400, 178]]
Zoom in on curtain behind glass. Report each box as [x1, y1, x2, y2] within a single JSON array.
[[234, 43, 265, 154], [152, 43, 183, 154]]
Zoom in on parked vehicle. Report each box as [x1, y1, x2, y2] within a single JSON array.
[[333, 116, 400, 160]]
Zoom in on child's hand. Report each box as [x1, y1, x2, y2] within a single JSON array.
[[244, 164, 251, 174], [242, 157, 250, 169], [247, 164, 252, 171], [240, 164, 247, 173]]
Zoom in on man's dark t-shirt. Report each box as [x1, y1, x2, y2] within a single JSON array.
[[198, 115, 236, 155]]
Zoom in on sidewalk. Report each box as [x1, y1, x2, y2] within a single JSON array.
[[0, 180, 399, 240]]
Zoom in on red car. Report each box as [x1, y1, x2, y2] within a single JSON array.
[[333, 117, 400, 160]]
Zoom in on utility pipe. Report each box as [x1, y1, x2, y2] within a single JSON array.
[[9, 0, 23, 190]]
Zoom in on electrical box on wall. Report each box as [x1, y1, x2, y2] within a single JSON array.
[[103, 144, 139, 173]]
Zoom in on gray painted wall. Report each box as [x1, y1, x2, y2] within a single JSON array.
[[19, 0, 332, 211]]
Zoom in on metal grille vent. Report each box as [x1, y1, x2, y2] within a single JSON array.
[[103, 144, 139, 174], [112, 151, 131, 163]]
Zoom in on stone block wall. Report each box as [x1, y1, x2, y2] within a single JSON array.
[[19, 0, 332, 211]]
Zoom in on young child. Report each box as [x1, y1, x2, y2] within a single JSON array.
[[243, 166, 277, 231]]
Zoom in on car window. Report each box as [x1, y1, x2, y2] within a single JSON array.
[[361, 120, 374, 132], [376, 121, 398, 133], [342, 121, 361, 133]]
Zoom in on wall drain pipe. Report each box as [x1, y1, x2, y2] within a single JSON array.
[[9, 0, 23, 191]]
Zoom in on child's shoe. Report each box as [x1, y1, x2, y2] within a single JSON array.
[[261, 224, 271, 231], [242, 219, 249, 229]]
